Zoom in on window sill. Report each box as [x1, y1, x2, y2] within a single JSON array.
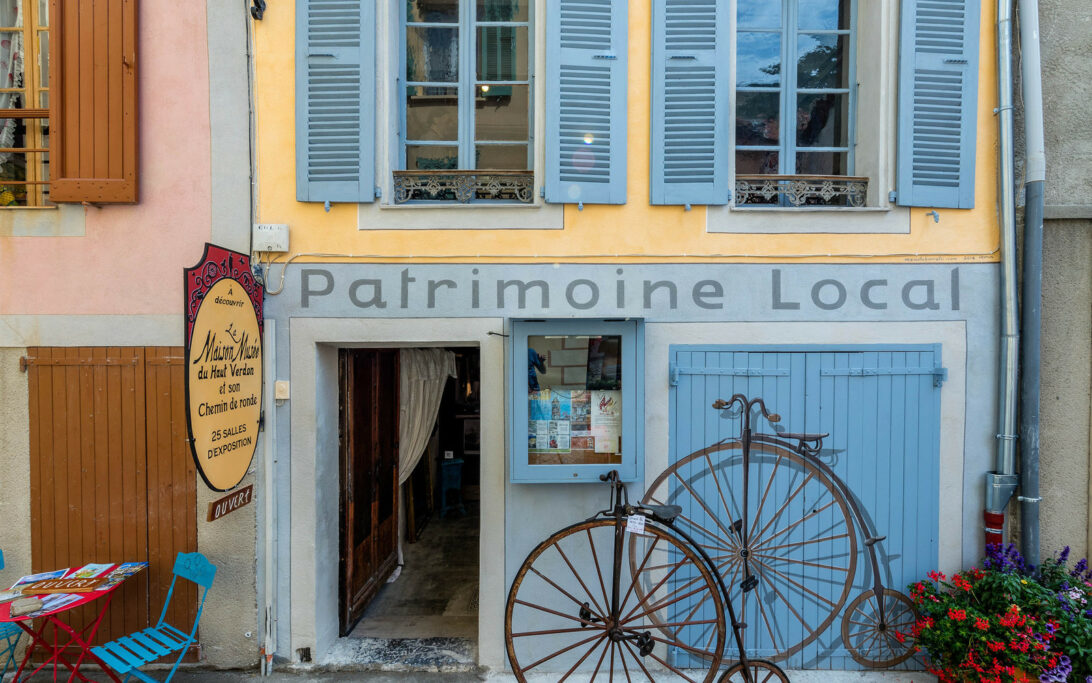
[[360, 198, 563, 230], [707, 203, 910, 235], [0, 203, 85, 237]]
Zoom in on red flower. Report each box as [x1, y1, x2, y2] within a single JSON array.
[[987, 641, 1006, 652], [948, 608, 967, 621], [974, 617, 990, 630], [952, 574, 973, 591], [928, 570, 947, 582]]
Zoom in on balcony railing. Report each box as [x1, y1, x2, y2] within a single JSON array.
[[735, 175, 868, 208], [393, 170, 534, 204]]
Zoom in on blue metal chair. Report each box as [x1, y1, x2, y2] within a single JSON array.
[[91, 553, 217, 683], [0, 549, 23, 681]]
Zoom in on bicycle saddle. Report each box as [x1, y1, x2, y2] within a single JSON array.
[[642, 504, 683, 523]]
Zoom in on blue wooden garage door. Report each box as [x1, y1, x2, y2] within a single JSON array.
[[667, 345, 943, 670]]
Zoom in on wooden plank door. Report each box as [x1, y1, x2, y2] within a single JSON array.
[[27, 347, 197, 645], [339, 349, 399, 635]]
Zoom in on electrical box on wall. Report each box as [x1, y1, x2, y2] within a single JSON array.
[[252, 223, 289, 253]]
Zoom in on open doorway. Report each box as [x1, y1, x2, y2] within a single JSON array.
[[339, 347, 480, 645]]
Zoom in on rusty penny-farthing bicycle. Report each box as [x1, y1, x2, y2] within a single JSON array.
[[642, 394, 918, 669], [505, 471, 788, 682]]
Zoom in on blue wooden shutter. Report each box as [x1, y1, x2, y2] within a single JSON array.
[[896, 0, 981, 209], [668, 346, 942, 668], [295, 0, 375, 203], [650, 0, 729, 205], [545, 0, 628, 205]]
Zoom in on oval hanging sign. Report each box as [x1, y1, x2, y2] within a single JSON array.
[[184, 244, 264, 492]]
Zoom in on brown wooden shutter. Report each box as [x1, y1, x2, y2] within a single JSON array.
[[48, 0, 138, 203]]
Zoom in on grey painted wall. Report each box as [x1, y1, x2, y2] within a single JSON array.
[[1022, 0, 1092, 560], [0, 348, 31, 660], [263, 262, 1001, 668]]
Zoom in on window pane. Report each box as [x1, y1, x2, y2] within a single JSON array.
[[735, 150, 779, 176], [0, 30, 25, 96], [737, 32, 780, 87], [797, 34, 848, 90], [477, 0, 528, 21], [476, 26, 528, 81], [737, 1, 780, 29], [406, 0, 458, 23], [37, 29, 46, 88], [796, 93, 848, 148], [475, 144, 528, 169], [735, 92, 780, 146], [38, 0, 46, 26], [527, 335, 623, 466], [475, 84, 528, 141], [406, 85, 459, 141], [406, 145, 458, 170], [798, 0, 850, 30], [406, 26, 459, 82], [795, 151, 848, 176]]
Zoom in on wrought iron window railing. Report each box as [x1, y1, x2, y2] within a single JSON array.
[[735, 175, 868, 208], [393, 170, 534, 204]]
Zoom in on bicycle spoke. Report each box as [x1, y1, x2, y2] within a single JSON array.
[[641, 645, 701, 683], [672, 469, 739, 542], [751, 555, 838, 608], [558, 633, 608, 683], [620, 639, 656, 682], [747, 449, 787, 541], [523, 632, 605, 672], [620, 553, 689, 623], [750, 470, 816, 543], [703, 450, 743, 535], [618, 639, 634, 683], [529, 565, 611, 618], [512, 626, 601, 638], [513, 598, 603, 627], [759, 532, 852, 554], [618, 534, 662, 614], [554, 542, 608, 620], [589, 636, 610, 681], [753, 581, 784, 653], [752, 498, 838, 548], [585, 527, 613, 622]]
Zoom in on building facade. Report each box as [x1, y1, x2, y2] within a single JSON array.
[[250, 0, 1005, 676], [0, 0, 256, 669], [1030, 0, 1092, 565]]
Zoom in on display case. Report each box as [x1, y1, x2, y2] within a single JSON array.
[[509, 319, 644, 482]]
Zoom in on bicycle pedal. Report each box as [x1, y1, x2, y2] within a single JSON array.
[[731, 519, 744, 535], [578, 602, 594, 627], [740, 575, 759, 592], [637, 631, 654, 657]]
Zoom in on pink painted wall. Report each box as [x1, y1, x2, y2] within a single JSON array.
[[0, 4, 212, 315]]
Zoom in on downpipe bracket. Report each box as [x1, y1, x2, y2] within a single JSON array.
[[986, 471, 1019, 513]]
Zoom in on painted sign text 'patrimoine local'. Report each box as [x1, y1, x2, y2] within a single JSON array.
[[184, 244, 264, 492]]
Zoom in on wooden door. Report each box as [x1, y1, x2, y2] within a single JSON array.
[[339, 349, 399, 634], [26, 347, 197, 645]]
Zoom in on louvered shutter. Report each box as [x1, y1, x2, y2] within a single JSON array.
[[650, 0, 729, 205], [295, 0, 374, 203], [896, 0, 981, 209], [545, 0, 628, 205], [49, 0, 138, 203]]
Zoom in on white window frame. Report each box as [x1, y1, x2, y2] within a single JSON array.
[[713, 0, 905, 231], [364, 0, 561, 229]]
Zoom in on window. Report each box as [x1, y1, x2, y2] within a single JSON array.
[[0, 0, 50, 207], [734, 0, 863, 207], [510, 319, 644, 483], [396, 0, 532, 203]]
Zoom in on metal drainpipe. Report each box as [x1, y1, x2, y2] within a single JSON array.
[[985, 0, 1021, 546], [1018, 0, 1046, 565]]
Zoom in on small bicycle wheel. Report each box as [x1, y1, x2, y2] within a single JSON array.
[[644, 439, 858, 662], [719, 659, 790, 682], [505, 518, 726, 682], [841, 588, 918, 667]]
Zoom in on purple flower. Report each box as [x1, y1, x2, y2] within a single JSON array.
[[1072, 557, 1089, 577], [1060, 546, 1071, 564]]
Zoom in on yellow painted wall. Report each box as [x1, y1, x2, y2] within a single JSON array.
[[253, 1, 1000, 265]]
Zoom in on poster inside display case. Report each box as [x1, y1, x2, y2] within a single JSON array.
[[511, 320, 643, 482]]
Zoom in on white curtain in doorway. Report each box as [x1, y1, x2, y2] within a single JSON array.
[[389, 348, 456, 583]]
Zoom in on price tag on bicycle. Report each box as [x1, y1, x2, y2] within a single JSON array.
[[625, 514, 646, 535]]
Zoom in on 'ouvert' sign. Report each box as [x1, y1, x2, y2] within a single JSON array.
[[184, 244, 264, 492]]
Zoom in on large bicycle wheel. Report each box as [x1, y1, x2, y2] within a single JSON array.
[[841, 588, 918, 668], [505, 518, 727, 682], [644, 440, 858, 662]]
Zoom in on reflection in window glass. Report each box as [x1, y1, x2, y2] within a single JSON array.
[[527, 335, 623, 466], [477, 0, 527, 22], [0, 0, 50, 207], [406, 0, 458, 23], [406, 85, 459, 141]]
